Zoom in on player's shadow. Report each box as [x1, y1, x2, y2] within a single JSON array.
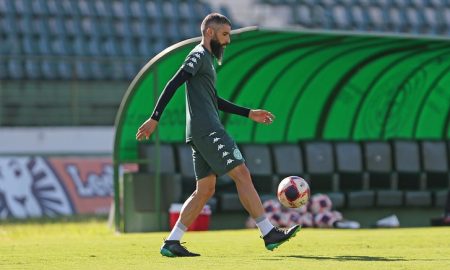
[[268, 255, 406, 262]]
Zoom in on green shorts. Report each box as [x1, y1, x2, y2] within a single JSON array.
[[190, 129, 245, 180]]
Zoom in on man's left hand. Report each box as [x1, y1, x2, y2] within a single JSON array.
[[249, 109, 276, 125]]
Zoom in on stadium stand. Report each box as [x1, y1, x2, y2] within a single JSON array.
[[0, 0, 224, 126], [0, 0, 216, 80], [258, 0, 450, 35], [135, 139, 450, 213]]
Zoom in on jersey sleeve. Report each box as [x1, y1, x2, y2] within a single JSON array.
[[181, 51, 205, 76]]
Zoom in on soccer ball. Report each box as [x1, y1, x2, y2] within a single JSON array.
[[313, 211, 338, 228], [308, 193, 333, 214], [277, 176, 310, 208]]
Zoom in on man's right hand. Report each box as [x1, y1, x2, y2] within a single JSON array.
[[136, 118, 159, 141]]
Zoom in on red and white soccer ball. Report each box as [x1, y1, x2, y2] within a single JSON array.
[[277, 176, 310, 208], [309, 193, 333, 214], [313, 211, 338, 228]]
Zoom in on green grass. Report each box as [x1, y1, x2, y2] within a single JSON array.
[[0, 220, 449, 270]]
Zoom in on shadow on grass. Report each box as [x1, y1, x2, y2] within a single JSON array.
[[263, 255, 406, 262]]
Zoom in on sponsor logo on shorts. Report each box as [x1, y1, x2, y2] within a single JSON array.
[[233, 148, 243, 160]]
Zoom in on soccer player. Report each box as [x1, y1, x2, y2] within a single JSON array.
[[136, 13, 300, 257]]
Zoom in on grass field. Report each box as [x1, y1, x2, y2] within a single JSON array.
[[1, 220, 449, 270]]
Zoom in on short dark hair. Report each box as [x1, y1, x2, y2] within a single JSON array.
[[201, 13, 231, 35]]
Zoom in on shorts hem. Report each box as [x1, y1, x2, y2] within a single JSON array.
[[217, 159, 245, 177]]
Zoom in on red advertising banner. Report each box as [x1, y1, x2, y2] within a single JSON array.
[[0, 156, 137, 219]]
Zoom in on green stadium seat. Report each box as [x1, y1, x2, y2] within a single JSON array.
[[73, 36, 89, 55], [362, 141, 403, 207], [375, 190, 403, 207], [58, 59, 74, 80], [302, 141, 339, 193], [271, 144, 307, 180], [104, 37, 121, 56], [393, 140, 431, 207], [145, 0, 163, 21], [130, 0, 147, 19], [241, 144, 278, 195], [120, 38, 138, 57], [75, 59, 92, 79], [0, 0, 14, 15], [138, 38, 154, 57], [392, 140, 425, 191], [334, 141, 368, 191], [363, 141, 395, 190], [48, 16, 67, 36], [175, 144, 196, 198], [0, 60, 7, 79], [78, 0, 97, 17], [112, 0, 129, 18], [346, 190, 375, 208], [14, 0, 32, 15], [404, 191, 432, 207], [421, 140, 450, 190], [435, 189, 449, 208], [65, 17, 83, 37], [334, 141, 374, 208], [47, 0, 68, 16], [138, 143, 177, 174], [41, 59, 58, 79], [32, 17, 50, 36], [18, 16, 34, 36], [22, 35, 39, 55], [174, 143, 220, 210], [7, 59, 25, 79], [135, 143, 183, 209], [2, 13, 18, 35], [31, 0, 49, 16], [24, 59, 41, 79]]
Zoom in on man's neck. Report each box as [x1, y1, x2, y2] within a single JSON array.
[[201, 39, 212, 54]]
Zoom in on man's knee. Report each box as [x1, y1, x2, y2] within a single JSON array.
[[228, 164, 252, 184], [195, 174, 216, 199]]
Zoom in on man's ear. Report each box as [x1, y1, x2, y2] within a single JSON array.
[[206, 27, 214, 38]]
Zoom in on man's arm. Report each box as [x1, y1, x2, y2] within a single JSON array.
[[217, 97, 276, 125], [217, 97, 251, 117], [150, 69, 192, 121], [136, 69, 192, 140]]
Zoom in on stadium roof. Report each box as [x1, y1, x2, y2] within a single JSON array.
[[114, 27, 450, 162]]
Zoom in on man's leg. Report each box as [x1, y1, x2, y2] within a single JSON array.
[[227, 163, 264, 218], [227, 163, 301, 251], [161, 174, 216, 257], [178, 174, 216, 228]]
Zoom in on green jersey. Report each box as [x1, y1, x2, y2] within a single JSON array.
[[181, 44, 222, 142]]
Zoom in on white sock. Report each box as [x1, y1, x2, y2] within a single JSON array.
[[166, 221, 187, 241], [255, 216, 274, 237]]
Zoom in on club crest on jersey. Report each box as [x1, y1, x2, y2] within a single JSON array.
[[233, 148, 243, 160]]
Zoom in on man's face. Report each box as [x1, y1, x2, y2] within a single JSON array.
[[210, 24, 231, 65]]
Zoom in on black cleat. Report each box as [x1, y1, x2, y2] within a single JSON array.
[[160, 240, 200, 257], [263, 225, 301, 251]]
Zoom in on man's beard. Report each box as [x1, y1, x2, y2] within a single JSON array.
[[210, 38, 225, 65]]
